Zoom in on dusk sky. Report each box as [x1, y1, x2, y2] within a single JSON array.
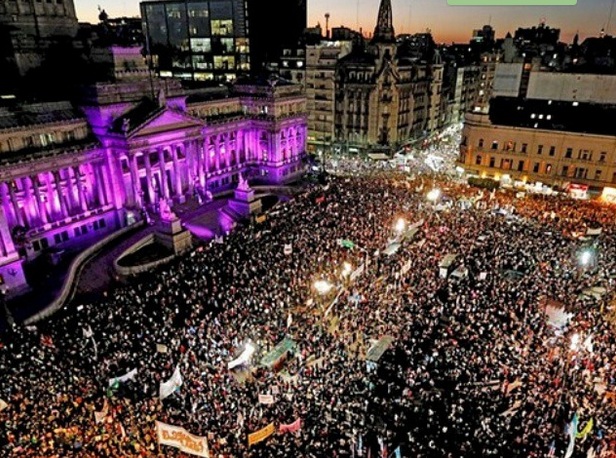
[[76, 0, 615, 43]]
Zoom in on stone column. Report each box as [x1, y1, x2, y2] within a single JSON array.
[[158, 148, 169, 199], [1, 183, 17, 228], [43, 172, 58, 220], [20, 177, 38, 226], [63, 167, 78, 212], [195, 141, 205, 189], [31, 175, 48, 224], [129, 154, 141, 207], [8, 180, 24, 226], [53, 171, 69, 219], [171, 145, 182, 197], [73, 166, 88, 212], [0, 202, 17, 258], [94, 163, 107, 207], [143, 152, 155, 204], [214, 137, 221, 171]]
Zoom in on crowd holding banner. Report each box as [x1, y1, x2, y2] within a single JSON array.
[[2, 150, 616, 456], [156, 421, 209, 457]]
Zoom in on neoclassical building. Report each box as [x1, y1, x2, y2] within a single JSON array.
[[0, 58, 306, 294]]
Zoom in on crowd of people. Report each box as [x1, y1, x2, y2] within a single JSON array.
[[1, 155, 616, 457]]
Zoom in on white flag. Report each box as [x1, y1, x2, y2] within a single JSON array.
[[83, 325, 93, 339], [287, 313, 292, 328], [108, 368, 137, 387], [159, 366, 183, 400], [0, 399, 8, 412]]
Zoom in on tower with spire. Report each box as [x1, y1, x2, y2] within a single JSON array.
[[333, 0, 432, 149], [372, 0, 396, 44]]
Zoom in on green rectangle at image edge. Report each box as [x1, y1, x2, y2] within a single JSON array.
[[448, 0, 576, 5]]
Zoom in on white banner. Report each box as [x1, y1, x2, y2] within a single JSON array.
[[108, 368, 137, 387], [283, 244, 293, 255], [0, 398, 7, 412], [156, 343, 168, 353], [258, 394, 275, 405], [156, 421, 210, 458], [227, 343, 256, 370], [350, 264, 364, 281], [159, 366, 183, 400]]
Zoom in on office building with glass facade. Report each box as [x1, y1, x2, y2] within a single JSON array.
[[141, 0, 250, 81]]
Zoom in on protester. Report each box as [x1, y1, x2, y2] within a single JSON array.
[[1, 150, 616, 458]]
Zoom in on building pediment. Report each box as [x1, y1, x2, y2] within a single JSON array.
[[110, 99, 205, 139], [127, 109, 205, 139]]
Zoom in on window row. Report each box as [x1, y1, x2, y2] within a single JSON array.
[[477, 138, 610, 162]]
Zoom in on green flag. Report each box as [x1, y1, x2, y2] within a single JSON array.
[[341, 240, 355, 249], [107, 379, 120, 398]]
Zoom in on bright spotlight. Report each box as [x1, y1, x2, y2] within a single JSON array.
[[427, 189, 441, 202], [314, 280, 333, 295], [579, 249, 593, 266]]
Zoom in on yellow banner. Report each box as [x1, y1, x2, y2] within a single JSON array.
[[156, 421, 209, 457], [248, 422, 275, 446], [255, 214, 267, 224]]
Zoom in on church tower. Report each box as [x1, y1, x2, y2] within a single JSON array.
[[371, 0, 395, 44]]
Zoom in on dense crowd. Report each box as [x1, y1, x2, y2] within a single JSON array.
[[1, 160, 616, 457]]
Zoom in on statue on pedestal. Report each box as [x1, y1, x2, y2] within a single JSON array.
[[237, 173, 251, 192], [158, 198, 177, 221]]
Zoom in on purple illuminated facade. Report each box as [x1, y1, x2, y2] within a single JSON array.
[[0, 68, 306, 295]]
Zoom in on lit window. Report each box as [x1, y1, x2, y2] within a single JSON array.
[[546, 115, 551, 120], [572, 101, 579, 106], [530, 114, 536, 119], [538, 114, 544, 119]]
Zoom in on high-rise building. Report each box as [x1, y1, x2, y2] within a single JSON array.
[[140, 0, 307, 81], [140, 0, 251, 82]]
